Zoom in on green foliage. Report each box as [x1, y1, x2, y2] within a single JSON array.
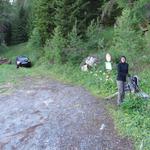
[[116, 0, 141, 9], [129, 0, 150, 27], [145, 26, 150, 50], [0, 0, 122, 46], [11, 6, 28, 44], [54, 0, 75, 36], [85, 20, 105, 51], [54, 0, 101, 36], [65, 23, 85, 64], [20, 0, 33, 38], [44, 27, 66, 64], [0, 0, 13, 22], [101, 0, 121, 25], [0, 0, 13, 45], [100, 27, 114, 48], [67, 22, 82, 49], [0, 44, 7, 52], [112, 94, 150, 150], [121, 95, 149, 113], [32, 0, 55, 45], [27, 28, 42, 49], [110, 9, 144, 63], [116, 0, 150, 25], [26, 28, 42, 63], [9, 0, 32, 45]]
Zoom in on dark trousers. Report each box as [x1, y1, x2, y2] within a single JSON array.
[[117, 81, 125, 105]]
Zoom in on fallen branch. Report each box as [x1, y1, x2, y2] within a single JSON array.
[[104, 92, 118, 100]]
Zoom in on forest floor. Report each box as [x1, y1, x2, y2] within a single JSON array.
[[0, 76, 133, 150]]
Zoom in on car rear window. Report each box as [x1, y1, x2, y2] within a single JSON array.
[[18, 57, 29, 61]]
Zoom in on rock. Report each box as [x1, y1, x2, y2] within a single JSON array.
[[85, 56, 97, 67], [81, 64, 88, 72], [100, 123, 106, 130], [80, 55, 99, 71], [0, 57, 11, 65]]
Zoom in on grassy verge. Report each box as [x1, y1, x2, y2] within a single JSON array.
[[110, 98, 150, 150]]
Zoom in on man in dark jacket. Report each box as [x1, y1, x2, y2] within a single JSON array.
[[117, 56, 129, 105]]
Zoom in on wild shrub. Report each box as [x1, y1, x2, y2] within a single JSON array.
[[114, 94, 150, 150], [121, 95, 149, 113], [27, 28, 42, 63], [85, 20, 105, 51], [65, 23, 85, 65], [27, 28, 42, 49], [44, 27, 66, 64], [110, 9, 144, 63]]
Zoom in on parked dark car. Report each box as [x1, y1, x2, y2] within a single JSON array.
[[16, 56, 31, 68]]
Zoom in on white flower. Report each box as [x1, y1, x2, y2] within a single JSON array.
[[94, 73, 98, 76]]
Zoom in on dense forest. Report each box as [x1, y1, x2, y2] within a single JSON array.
[[1, 0, 149, 65], [0, 0, 120, 45]]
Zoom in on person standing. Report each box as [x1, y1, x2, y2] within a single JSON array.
[[117, 56, 129, 105]]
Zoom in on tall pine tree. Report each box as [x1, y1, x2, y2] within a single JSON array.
[[0, 0, 13, 45], [11, 6, 28, 44], [32, 0, 55, 45], [54, 0, 101, 36]]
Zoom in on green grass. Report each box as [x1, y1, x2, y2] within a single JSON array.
[[110, 97, 150, 150], [0, 43, 42, 85], [1, 43, 41, 64], [0, 65, 36, 85], [0, 43, 150, 150]]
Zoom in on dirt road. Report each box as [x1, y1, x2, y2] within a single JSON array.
[[0, 77, 133, 150]]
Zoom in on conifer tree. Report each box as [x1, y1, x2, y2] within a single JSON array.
[[11, 6, 28, 44], [32, 0, 55, 45], [54, 0, 100, 36], [0, 0, 13, 45]]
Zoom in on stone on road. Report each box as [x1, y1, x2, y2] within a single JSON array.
[[0, 77, 133, 150]]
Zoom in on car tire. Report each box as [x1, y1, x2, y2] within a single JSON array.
[[17, 65, 19, 69]]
